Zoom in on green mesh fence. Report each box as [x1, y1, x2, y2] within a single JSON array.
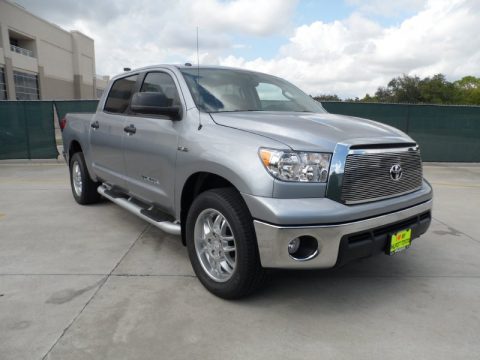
[[322, 102, 480, 162], [54, 100, 99, 121], [0, 101, 57, 159], [1, 100, 479, 161]]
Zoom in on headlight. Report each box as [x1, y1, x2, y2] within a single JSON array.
[[259, 148, 331, 183]]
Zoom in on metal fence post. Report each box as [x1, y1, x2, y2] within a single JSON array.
[[22, 102, 32, 159], [406, 104, 411, 135]]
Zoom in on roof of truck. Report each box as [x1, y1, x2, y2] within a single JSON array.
[[112, 64, 269, 81]]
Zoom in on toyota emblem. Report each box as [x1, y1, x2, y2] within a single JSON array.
[[390, 164, 403, 181]]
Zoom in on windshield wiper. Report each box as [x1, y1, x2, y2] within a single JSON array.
[[209, 109, 262, 113]]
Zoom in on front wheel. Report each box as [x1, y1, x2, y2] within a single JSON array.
[[69, 152, 101, 205], [186, 188, 265, 299]]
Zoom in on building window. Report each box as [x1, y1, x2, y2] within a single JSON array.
[[14, 71, 39, 100], [9, 30, 36, 58], [0, 67, 7, 100]]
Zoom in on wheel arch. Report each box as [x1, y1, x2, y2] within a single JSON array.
[[67, 139, 98, 183], [179, 172, 240, 245], [68, 139, 83, 164]]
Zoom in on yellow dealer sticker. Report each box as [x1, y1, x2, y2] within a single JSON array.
[[388, 228, 412, 255]]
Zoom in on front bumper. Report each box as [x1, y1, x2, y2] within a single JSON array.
[[253, 199, 432, 269]]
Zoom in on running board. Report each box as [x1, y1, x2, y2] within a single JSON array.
[[97, 185, 181, 236]]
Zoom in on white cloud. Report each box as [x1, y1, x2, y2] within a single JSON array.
[[15, 0, 480, 98], [15, 0, 297, 75], [191, 0, 297, 36], [221, 0, 480, 98]]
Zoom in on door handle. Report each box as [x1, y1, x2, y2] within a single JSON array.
[[90, 121, 99, 129], [124, 124, 136, 134]]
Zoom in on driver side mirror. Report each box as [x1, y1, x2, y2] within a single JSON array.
[[130, 92, 181, 120]]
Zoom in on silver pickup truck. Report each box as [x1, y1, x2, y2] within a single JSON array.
[[61, 65, 432, 298]]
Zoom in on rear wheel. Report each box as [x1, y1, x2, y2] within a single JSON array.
[[186, 188, 265, 299], [69, 152, 101, 205]]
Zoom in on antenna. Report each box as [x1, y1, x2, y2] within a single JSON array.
[[196, 26, 202, 130]]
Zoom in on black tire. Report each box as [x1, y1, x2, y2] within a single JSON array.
[[186, 188, 266, 299], [69, 152, 101, 205]]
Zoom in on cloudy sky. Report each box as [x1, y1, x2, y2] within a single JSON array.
[[15, 0, 480, 98]]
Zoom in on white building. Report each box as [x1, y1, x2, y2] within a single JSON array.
[[0, 0, 107, 100]]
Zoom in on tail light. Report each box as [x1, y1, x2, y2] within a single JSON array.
[[59, 117, 67, 131]]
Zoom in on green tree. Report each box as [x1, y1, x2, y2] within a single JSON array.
[[374, 87, 393, 102], [455, 76, 480, 90], [344, 96, 361, 102], [321, 74, 480, 105], [387, 74, 423, 103], [454, 76, 480, 105], [313, 94, 341, 102], [418, 74, 456, 104]]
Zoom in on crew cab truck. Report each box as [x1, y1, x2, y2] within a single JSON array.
[[61, 65, 432, 299]]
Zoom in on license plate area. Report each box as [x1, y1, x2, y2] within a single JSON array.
[[387, 228, 412, 255]]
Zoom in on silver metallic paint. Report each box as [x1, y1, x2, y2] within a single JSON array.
[[89, 112, 128, 188], [62, 65, 433, 270], [210, 111, 413, 152], [242, 180, 432, 225], [254, 199, 432, 268]]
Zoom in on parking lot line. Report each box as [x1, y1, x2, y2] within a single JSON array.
[[0, 179, 67, 184], [430, 182, 480, 189], [0, 163, 65, 167]]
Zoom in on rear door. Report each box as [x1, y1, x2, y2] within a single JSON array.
[[90, 74, 138, 188], [122, 70, 182, 213]]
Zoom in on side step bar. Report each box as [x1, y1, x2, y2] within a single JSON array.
[[97, 185, 181, 236]]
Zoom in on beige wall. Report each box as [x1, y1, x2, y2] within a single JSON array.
[[10, 50, 37, 72], [81, 82, 95, 99], [38, 40, 74, 82], [80, 54, 94, 85], [0, 0, 97, 100], [95, 75, 110, 99], [96, 76, 110, 90], [41, 76, 75, 100]]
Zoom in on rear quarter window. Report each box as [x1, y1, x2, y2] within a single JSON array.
[[104, 75, 138, 113]]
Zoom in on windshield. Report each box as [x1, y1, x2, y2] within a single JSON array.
[[179, 68, 326, 113]]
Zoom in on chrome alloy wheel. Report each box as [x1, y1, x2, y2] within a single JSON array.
[[72, 161, 83, 197], [194, 208, 237, 282]]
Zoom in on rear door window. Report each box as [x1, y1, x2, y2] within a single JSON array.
[[104, 75, 138, 113]]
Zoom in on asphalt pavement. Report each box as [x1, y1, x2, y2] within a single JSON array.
[[1, 162, 479, 360]]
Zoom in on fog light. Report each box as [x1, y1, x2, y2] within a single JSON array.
[[288, 238, 301, 254], [288, 235, 319, 261]]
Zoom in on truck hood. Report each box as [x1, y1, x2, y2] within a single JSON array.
[[210, 111, 413, 152]]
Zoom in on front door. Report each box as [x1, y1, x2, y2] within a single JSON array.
[[123, 71, 182, 213]]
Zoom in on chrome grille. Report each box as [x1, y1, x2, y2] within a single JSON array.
[[341, 147, 423, 204]]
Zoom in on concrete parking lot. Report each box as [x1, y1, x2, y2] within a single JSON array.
[[0, 162, 479, 360]]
